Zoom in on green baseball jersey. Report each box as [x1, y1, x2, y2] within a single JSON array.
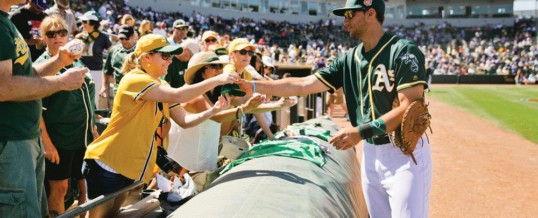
[[0, 11, 41, 141], [36, 52, 96, 150], [103, 43, 135, 88], [316, 33, 427, 127]]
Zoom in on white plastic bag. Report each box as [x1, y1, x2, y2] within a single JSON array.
[[168, 119, 221, 172]]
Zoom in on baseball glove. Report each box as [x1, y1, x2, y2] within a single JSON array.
[[390, 98, 432, 165]]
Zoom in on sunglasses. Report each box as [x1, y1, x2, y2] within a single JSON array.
[[205, 38, 217, 43], [119, 37, 129, 41], [175, 26, 188, 31], [150, 52, 173, 61], [344, 9, 366, 20], [82, 20, 90, 24], [45, 29, 68, 38], [205, 64, 224, 70], [236, 50, 254, 56]]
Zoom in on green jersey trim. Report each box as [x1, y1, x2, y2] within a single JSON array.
[[314, 73, 336, 92]]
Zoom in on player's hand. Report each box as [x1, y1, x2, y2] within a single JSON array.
[[58, 67, 87, 90], [236, 79, 253, 96], [329, 127, 362, 150], [43, 141, 60, 164]]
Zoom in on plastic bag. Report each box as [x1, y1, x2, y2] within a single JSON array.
[[168, 119, 221, 172]]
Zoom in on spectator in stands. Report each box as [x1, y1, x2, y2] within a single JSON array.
[[76, 10, 113, 109], [0, 1, 87, 217], [138, 19, 153, 37], [35, 15, 98, 217], [201, 30, 219, 52], [153, 21, 167, 38], [262, 55, 276, 80], [83, 34, 239, 217], [46, 0, 78, 37], [101, 25, 136, 102], [168, 19, 188, 45], [165, 39, 201, 88], [9, 0, 48, 61]]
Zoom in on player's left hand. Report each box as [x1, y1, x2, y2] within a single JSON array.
[[236, 79, 253, 96], [329, 127, 362, 150]]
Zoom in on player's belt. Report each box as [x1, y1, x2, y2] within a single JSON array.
[[366, 134, 390, 145]]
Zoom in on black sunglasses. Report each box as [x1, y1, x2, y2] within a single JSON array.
[[119, 37, 129, 41], [175, 26, 188, 31], [45, 29, 68, 38], [206, 64, 224, 70], [205, 38, 217, 43], [236, 50, 254, 56], [150, 52, 173, 61]]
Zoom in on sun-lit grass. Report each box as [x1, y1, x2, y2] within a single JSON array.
[[426, 85, 538, 144]]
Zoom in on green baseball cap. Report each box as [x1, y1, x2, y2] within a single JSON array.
[[333, 0, 385, 17]]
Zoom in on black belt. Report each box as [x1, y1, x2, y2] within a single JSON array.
[[366, 135, 391, 145]]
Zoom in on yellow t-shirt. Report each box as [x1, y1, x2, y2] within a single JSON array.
[[223, 64, 253, 81], [85, 69, 171, 182]]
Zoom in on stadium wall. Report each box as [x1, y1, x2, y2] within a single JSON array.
[[126, 0, 515, 27], [432, 75, 516, 84]]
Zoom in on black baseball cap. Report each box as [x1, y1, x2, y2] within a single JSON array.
[[117, 25, 134, 39], [333, 0, 385, 17]]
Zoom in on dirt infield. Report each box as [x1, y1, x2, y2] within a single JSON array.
[[331, 97, 538, 217]]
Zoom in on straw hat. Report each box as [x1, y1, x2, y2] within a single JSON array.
[[184, 52, 230, 84], [228, 38, 256, 52]]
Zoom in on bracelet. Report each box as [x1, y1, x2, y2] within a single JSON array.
[[358, 118, 387, 139], [252, 81, 256, 93]]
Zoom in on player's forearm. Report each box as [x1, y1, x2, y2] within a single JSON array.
[[0, 75, 64, 101]]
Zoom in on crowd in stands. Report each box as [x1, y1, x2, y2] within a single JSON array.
[[62, 0, 538, 84]]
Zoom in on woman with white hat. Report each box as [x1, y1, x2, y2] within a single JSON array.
[[76, 10, 113, 109], [83, 34, 239, 217]]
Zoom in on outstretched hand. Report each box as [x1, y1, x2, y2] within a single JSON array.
[[242, 95, 264, 112], [213, 94, 231, 112], [329, 127, 362, 150], [236, 79, 253, 96], [214, 72, 240, 85]]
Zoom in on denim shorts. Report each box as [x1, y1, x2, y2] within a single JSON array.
[[0, 138, 47, 217], [83, 159, 134, 200]]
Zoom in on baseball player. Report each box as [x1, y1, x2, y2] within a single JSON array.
[[238, 0, 432, 217]]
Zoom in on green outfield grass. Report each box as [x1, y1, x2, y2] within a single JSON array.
[[426, 85, 538, 144]]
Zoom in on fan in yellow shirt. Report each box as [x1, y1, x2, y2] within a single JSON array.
[[83, 34, 239, 217]]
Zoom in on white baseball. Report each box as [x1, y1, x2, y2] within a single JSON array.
[[64, 39, 85, 56]]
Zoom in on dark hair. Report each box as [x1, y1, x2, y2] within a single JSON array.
[[191, 68, 206, 85], [89, 20, 100, 31], [375, 10, 385, 25], [250, 52, 263, 72]]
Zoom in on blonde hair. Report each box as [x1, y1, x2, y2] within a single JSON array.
[[138, 20, 153, 37], [121, 14, 136, 27], [121, 53, 139, 74], [39, 14, 68, 36]]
